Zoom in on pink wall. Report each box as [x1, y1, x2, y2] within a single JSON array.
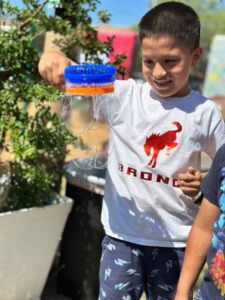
[[98, 28, 139, 79]]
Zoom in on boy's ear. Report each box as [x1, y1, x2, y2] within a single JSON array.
[[191, 47, 202, 67]]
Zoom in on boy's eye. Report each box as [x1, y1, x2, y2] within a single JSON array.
[[164, 59, 177, 64], [143, 59, 154, 66]]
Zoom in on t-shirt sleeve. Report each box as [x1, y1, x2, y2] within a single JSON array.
[[202, 102, 225, 158], [201, 144, 225, 206]]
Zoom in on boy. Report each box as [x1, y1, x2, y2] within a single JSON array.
[[175, 144, 225, 300], [38, 2, 225, 299]]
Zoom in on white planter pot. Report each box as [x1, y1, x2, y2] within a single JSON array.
[[0, 197, 73, 300]]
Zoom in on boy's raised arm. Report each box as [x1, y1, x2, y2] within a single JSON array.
[[174, 197, 219, 300], [38, 51, 76, 91]]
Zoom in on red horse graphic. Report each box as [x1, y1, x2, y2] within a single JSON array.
[[144, 121, 182, 168]]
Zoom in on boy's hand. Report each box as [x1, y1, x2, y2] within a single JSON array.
[[178, 166, 203, 197], [38, 51, 76, 91]]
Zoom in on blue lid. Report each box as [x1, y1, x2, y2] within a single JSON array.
[[64, 64, 116, 84]]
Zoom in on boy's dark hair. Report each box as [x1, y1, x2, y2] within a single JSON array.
[[138, 1, 200, 50]]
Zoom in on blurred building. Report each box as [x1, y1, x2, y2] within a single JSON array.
[[0, 18, 12, 30], [203, 35, 225, 98], [202, 35, 225, 119], [97, 28, 139, 79]]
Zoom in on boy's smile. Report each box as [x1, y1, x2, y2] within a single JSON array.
[[141, 36, 202, 98]]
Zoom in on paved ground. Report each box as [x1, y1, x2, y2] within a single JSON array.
[[42, 279, 72, 300]]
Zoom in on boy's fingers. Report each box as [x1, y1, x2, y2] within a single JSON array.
[[187, 167, 201, 179], [51, 59, 76, 89], [187, 166, 196, 174], [178, 167, 201, 182], [38, 52, 77, 89], [178, 173, 196, 181], [179, 180, 200, 188], [70, 60, 77, 65], [180, 186, 200, 197]]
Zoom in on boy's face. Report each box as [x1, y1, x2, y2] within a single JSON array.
[[141, 36, 202, 98]]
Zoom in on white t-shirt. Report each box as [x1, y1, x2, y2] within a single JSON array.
[[95, 79, 225, 247]]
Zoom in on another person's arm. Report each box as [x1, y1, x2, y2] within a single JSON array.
[[38, 51, 76, 91], [174, 197, 219, 300]]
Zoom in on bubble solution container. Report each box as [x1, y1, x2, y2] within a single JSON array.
[[64, 64, 115, 95], [61, 64, 116, 169]]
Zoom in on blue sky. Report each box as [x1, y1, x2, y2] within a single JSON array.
[[91, 0, 150, 27], [9, 0, 151, 28]]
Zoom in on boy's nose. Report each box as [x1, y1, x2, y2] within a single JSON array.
[[152, 63, 166, 78]]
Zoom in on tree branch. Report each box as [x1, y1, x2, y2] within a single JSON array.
[[19, 0, 49, 30]]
